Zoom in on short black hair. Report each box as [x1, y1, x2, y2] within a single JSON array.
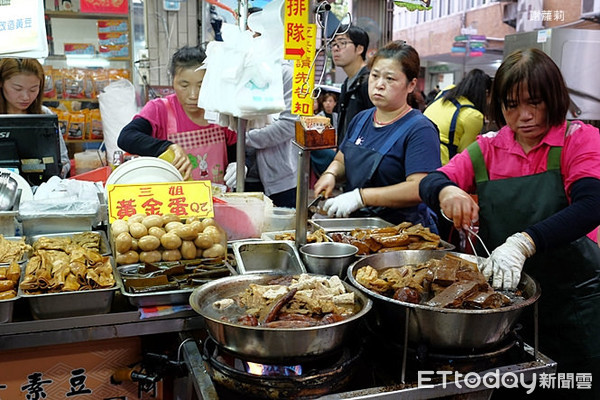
[[489, 48, 570, 128], [169, 45, 207, 80], [342, 25, 369, 61], [368, 40, 420, 82], [442, 68, 491, 114]]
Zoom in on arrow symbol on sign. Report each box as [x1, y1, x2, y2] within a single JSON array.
[[285, 47, 305, 57]]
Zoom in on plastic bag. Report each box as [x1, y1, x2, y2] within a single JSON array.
[[19, 176, 102, 223], [198, 0, 286, 118], [98, 79, 137, 166]]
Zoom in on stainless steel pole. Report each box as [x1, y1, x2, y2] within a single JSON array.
[[236, 0, 248, 193], [294, 144, 310, 248], [235, 118, 247, 192]]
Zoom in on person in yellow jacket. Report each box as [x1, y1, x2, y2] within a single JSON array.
[[424, 68, 491, 165]]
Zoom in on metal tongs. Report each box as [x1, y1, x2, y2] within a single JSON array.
[[440, 209, 491, 262]]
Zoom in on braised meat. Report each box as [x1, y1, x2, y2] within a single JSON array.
[[464, 286, 511, 309], [426, 281, 485, 308], [331, 222, 442, 255], [355, 254, 516, 309], [393, 287, 421, 304], [214, 274, 359, 328]]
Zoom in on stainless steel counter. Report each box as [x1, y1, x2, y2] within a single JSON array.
[[0, 292, 205, 351]]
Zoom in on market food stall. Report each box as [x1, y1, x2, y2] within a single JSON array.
[[0, 2, 560, 399], [0, 164, 557, 399]]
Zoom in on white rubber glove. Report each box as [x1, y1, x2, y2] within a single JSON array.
[[224, 162, 247, 189], [480, 232, 536, 290], [322, 188, 364, 218]]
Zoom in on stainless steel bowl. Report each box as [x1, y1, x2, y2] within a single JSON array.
[[347, 250, 541, 351], [0, 173, 18, 211], [299, 242, 358, 277], [189, 273, 372, 362]]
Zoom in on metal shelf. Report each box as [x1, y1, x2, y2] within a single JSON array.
[[45, 11, 128, 20], [0, 294, 204, 351]]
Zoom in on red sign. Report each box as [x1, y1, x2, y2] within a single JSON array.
[[80, 0, 129, 15]]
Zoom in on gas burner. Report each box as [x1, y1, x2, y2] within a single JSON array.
[[360, 316, 531, 384], [202, 337, 363, 399]]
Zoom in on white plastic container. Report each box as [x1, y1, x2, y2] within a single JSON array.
[[74, 150, 106, 175], [213, 192, 272, 240], [263, 207, 295, 232], [20, 213, 96, 236]]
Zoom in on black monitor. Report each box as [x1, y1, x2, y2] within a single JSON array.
[[0, 114, 61, 186]]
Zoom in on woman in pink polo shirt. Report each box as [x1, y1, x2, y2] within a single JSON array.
[[420, 48, 600, 399], [118, 45, 237, 182]]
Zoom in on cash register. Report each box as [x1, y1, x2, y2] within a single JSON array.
[[0, 114, 62, 186]]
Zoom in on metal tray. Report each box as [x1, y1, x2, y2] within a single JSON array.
[[260, 230, 333, 243], [232, 240, 306, 274], [0, 262, 21, 323], [0, 295, 17, 323], [28, 230, 111, 256], [260, 230, 295, 241], [0, 236, 31, 267], [308, 217, 394, 233], [116, 260, 237, 308], [18, 257, 120, 320]]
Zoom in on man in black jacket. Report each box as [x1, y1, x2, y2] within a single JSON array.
[[331, 25, 374, 144]]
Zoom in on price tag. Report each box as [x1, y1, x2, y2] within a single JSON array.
[[106, 181, 213, 222]]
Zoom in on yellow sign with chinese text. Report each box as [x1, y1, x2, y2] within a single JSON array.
[[284, 0, 310, 60], [106, 181, 213, 223], [291, 23, 316, 116]]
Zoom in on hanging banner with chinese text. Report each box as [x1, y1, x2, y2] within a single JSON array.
[[106, 181, 213, 223], [284, 0, 309, 60], [0, 0, 48, 58], [81, 0, 129, 15], [291, 23, 316, 116]]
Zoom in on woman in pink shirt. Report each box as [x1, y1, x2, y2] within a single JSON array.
[[420, 48, 600, 399], [118, 45, 237, 182]]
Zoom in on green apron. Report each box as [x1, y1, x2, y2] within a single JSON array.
[[468, 138, 600, 398]]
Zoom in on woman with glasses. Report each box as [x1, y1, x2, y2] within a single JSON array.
[[118, 45, 237, 182], [313, 41, 440, 230]]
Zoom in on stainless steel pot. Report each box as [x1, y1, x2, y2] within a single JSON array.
[[189, 273, 372, 362], [346, 250, 541, 351]]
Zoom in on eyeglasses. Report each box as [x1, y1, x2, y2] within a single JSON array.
[[327, 40, 354, 51]]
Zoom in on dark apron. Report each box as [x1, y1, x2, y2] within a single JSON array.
[[468, 137, 600, 398], [342, 110, 436, 228]]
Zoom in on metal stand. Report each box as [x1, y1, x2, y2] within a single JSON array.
[[235, 0, 248, 194], [293, 141, 311, 249], [534, 301, 539, 360], [235, 118, 247, 192], [401, 311, 410, 384]]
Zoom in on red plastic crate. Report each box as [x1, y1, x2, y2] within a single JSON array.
[[69, 165, 112, 185]]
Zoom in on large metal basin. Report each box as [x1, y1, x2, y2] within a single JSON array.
[[189, 273, 372, 362], [347, 250, 541, 352]]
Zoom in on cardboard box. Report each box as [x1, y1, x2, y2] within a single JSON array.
[[294, 120, 336, 150]]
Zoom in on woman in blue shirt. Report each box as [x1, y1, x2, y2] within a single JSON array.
[[313, 41, 440, 228]]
